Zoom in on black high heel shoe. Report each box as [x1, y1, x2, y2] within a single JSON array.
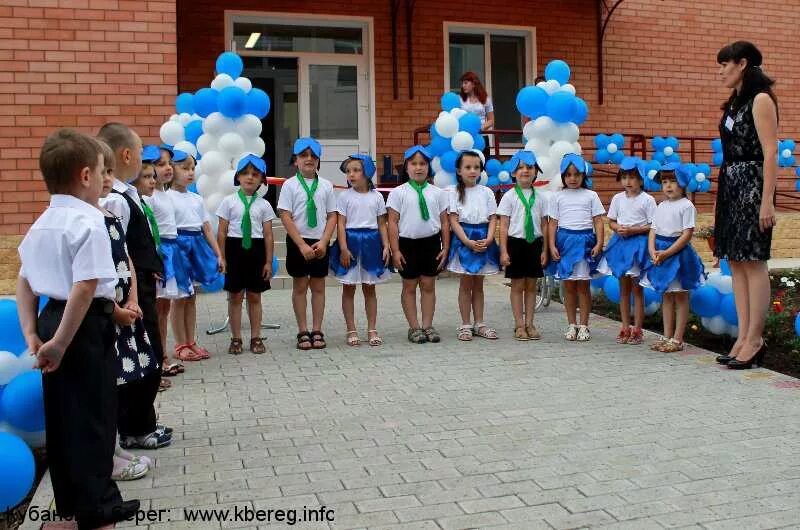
[[716, 354, 734, 365], [727, 342, 767, 370]]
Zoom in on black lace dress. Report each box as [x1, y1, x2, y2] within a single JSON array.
[[715, 95, 773, 261]]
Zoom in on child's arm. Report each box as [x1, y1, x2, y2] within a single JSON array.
[[648, 228, 658, 263], [548, 217, 560, 260], [608, 217, 621, 235], [123, 256, 142, 317], [591, 214, 604, 257], [35, 279, 97, 373], [263, 220, 274, 279], [540, 215, 549, 266], [499, 215, 511, 267], [449, 213, 475, 249], [378, 214, 390, 265], [484, 215, 497, 246], [279, 210, 316, 261], [662, 227, 694, 260], [387, 208, 404, 270], [437, 210, 451, 270], [217, 217, 229, 273], [311, 212, 338, 259], [336, 213, 352, 267], [16, 276, 42, 355], [202, 220, 224, 272]]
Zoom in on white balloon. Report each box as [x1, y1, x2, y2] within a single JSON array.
[[178, 113, 193, 126], [478, 171, 488, 186], [531, 116, 557, 140], [451, 131, 474, 152], [234, 77, 253, 93], [433, 171, 454, 188], [190, 113, 202, 122], [549, 140, 577, 165], [644, 302, 660, 316], [522, 120, 536, 141], [204, 112, 235, 136], [664, 146, 674, 156], [536, 155, 556, 179], [727, 324, 739, 338], [236, 114, 263, 138], [203, 192, 225, 217], [559, 83, 576, 95], [196, 133, 219, 155], [196, 173, 213, 196], [705, 315, 728, 335], [256, 183, 269, 198], [450, 108, 467, 119], [431, 156, 443, 174], [0, 422, 45, 449], [607, 143, 618, 154], [200, 150, 227, 179], [537, 80, 560, 95], [169, 113, 180, 122], [525, 137, 550, 157], [782, 148, 792, 159], [706, 272, 733, 294], [648, 169, 658, 178], [173, 141, 197, 158], [0, 351, 35, 386], [219, 132, 245, 159], [571, 142, 583, 155], [217, 170, 237, 196], [556, 123, 580, 143], [211, 73, 235, 91], [497, 170, 511, 183], [434, 113, 459, 138], [695, 173, 706, 182], [159, 121, 185, 146], [246, 136, 266, 157]]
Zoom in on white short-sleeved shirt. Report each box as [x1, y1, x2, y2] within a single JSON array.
[[143, 189, 177, 239], [386, 182, 449, 238], [549, 188, 606, 230], [497, 188, 549, 240], [167, 189, 210, 231], [101, 179, 144, 234], [277, 175, 336, 239], [18, 195, 118, 301], [461, 97, 494, 126], [652, 197, 696, 237], [448, 185, 497, 225], [336, 188, 387, 229], [607, 191, 657, 227], [216, 193, 276, 238]]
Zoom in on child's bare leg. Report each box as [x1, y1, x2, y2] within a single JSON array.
[[577, 280, 591, 326], [246, 291, 262, 339], [563, 280, 578, 325], [342, 284, 357, 332], [401, 279, 421, 329], [228, 291, 244, 339], [419, 276, 437, 329], [510, 279, 525, 329]]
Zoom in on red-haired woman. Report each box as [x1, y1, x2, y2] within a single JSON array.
[[459, 72, 495, 156]]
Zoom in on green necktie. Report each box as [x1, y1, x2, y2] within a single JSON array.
[[141, 199, 161, 247], [513, 185, 536, 243], [296, 172, 319, 229], [408, 180, 430, 221], [237, 188, 257, 250]]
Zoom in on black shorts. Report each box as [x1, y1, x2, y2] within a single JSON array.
[[224, 237, 271, 293], [398, 232, 442, 280], [285, 236, 330, 278], [504, 236, 544, 279]]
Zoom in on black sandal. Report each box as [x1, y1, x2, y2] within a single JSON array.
[[296, 331, 313, 351], [310, 330, 326, 349]]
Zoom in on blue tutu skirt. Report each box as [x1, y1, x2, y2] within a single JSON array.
[[158, 238, 193, 298], [545, 228, 599, 280], [176, 229, 221, 288], [597, 233, 651, 278], [447, 223, 500, 275], [329, 228, 390, 285], [640, 235, 705, 293]]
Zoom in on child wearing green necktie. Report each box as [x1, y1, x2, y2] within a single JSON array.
[[277, 137, 338, 351]]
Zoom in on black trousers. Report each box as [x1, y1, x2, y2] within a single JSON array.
[[117, 369, 160, 437], [136, 269, 164, 361], [39, 299, 126, 529]]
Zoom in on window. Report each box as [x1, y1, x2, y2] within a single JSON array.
[[233, 22, 363, 54]]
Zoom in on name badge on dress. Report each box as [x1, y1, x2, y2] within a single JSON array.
[[725, 116, 735, 131]]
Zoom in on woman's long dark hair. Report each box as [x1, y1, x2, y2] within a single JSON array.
[[717, 41, 778, 117], [455, 151, 484, 204], [459, 71, 488, 104]]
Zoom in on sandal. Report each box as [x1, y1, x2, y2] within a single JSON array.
[[310, 330, 326, 349], [457, 325, 473, 341], [112, 459, 149, 481], [408, 328, 427, 344], [250, 337, 267, 354], [367, 330, 383, 346], [472, 323, 498, 340], [296, 331, 313, 351], [514, 327, 530, 341], [660, 338, 685, 353], [650, 337, 669, 351], [423, 327, 441, 343], [627, 328, 644, 345], [228, 338, 244, 355], [346, 330, 361, 347], [616, 327, 631, 344], [175, 343, 203, 362], [158, 378, 171, 392], [188, 341, 211, 359], [525, 324, 541, 340], [576, 325, 591, 342], [161, 362, 182, 377]]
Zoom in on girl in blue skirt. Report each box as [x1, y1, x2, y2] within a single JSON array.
[[329, 154, 391, 347], [597, 157, 657, 345], [447, 149, 500, 341], [548, 154, 606, 342], [640, 164, 705, 353]]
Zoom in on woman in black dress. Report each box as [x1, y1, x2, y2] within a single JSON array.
[[714, 41, 778, 369]]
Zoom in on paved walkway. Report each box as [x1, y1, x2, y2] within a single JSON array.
[[25, 277, 800, 529]]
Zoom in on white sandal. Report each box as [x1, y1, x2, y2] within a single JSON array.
[[346, 330, 361, 347], [564, 324, 578, 341], [367, 329, 383, 346], [112, 458, 149, 481], [457, 325, 473, 341], [576, 325, 591, 342]]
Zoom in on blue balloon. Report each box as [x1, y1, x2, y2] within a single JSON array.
[[245, 88, 271, 119], [720, 293, 738, 325], [544, 59, 571, 84], [644, 287, 662, 306], [188, 182, 198, 193], [0, 432, 35, 511], [515, 86, 548, 118], [486, 174, 500, 187], [1, 371, 44, 432], [272, 255, 279, 278], [690, 286, 722, 317], [796, 180, 800, 192], [652, 136, 666, 151], [610, 133, 625, 148], [429, 122, 441, 139], [200, 274, 225, 293], [711, 138, 722, 152], [216, 51, 244, 79], [459, 113, 481, 135], [175, 92, 195, 115], [687, 179, 699, 193], [796, 167, 800, 177], [429, 136, 452, 156], [572, 97, 588, 125], [590, 276, 606, 289], [720, 258, 731, 276], [441, 92, 461, 112], [603, 275, 621, 304], [585, 177, 593, 189], [595, 149, 610, 164], [217, 86, 247, 118], [609, 151, 625, 165], [184, 120, 203, 144], [472, 134, 486, 151], [440, 151, 458, 173], [545, 91, 576, 123], [0, 300, 25, 355], [485, 158, 502, 177], [712, 152, 724, 166], [193, 88, 219, 118], [594, 134, 610, 149], [37, 296, 48, 315], [795, 312, 800, 336]]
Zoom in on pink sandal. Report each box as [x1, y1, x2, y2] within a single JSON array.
[[175, 343, 203, 362], [188, 341, 211, 359]]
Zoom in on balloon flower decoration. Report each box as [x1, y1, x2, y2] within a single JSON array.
[[652, 136, 681, 164], [711, 138, 723, 167], [642, 160, 662, 192], [678, 163, 712, 193], [778, 139, 795, 167], [594, 134, 625, 165]]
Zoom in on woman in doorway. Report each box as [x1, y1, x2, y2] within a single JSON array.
[[459, 71, 495, 158], [714, 41, 778, 370]]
